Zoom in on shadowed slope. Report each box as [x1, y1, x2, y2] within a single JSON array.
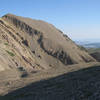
[[1, 64, 100, 100]]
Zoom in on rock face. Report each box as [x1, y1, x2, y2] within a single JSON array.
[[0, 13, 95, 72]]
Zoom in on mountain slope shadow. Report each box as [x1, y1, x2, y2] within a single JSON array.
[[1, 65, 100, 100]]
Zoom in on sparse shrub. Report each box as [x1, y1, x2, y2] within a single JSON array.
[[34, 30, 38, 34], [31, 70, 37, 74], [16, 33, 19, 35], [22, 40, 29, 46], [18, 67, 25, 71], [0, 20, 4, 24], [18, 67, 28, 78], [6, 50, 15, 57], [49, 64, 52, 67], [4, 43, 8, 45], [21, 72, 28, 78], [32, 50, 35, 54], [38, 55, 41, 58], [21, 37, 24, 40]]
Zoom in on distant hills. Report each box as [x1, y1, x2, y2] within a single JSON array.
[[75, 40, 100, 62], [75, 40, 100, 48]]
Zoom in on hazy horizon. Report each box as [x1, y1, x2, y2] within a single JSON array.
[[0, 0, 100, 40]]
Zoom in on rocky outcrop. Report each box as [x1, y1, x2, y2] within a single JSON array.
[[37, 34, 74, 65]]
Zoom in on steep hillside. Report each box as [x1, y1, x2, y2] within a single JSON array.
[[0, 14, 98, 99], [0, 14, 95, 72]]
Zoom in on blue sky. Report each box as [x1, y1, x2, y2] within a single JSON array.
[[0, 0, 100, 40]]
